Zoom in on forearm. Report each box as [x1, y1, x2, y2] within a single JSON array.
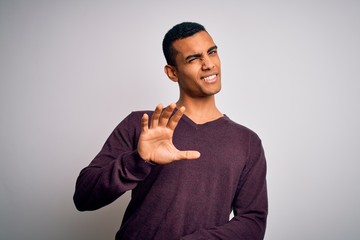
[[182, 136, 268, 239], [73, 150, 153, 211], [181, 192, 267, 240], [181, 216, 266, 240]]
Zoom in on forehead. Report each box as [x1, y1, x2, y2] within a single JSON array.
[[172, 31, 216, 56]]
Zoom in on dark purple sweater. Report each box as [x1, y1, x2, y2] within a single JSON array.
[[74, 111, 268, 239]]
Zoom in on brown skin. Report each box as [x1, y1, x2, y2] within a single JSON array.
[[138, 31, 223, 164], [138, 103, 200, 164], [165, 31, 223, 123]]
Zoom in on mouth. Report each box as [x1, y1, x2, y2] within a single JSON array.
[[201, 74, 218, 83]]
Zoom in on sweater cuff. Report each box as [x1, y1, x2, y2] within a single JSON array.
[[123, 150, 155, 180]]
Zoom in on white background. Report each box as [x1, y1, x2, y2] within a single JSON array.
[[1, 0, 359, 239]]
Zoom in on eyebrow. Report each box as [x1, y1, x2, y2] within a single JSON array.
[[185, 45, 218, 62], [208, 45, 218, 53]]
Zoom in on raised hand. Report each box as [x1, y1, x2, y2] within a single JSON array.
[[137, 103, 201, 165]]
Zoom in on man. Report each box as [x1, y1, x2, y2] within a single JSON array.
[[74, 22, 268, 239]]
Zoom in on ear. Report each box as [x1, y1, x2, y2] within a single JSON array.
[[164, 65, 178, 82]]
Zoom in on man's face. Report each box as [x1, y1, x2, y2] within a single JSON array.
[[171, 31, 221, 99]]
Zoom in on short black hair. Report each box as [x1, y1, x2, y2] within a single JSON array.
[[162, 22, 206, 66]]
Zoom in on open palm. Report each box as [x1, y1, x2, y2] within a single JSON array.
[[138, 103, 200, 165]]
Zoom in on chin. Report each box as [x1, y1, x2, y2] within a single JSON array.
[[205, 88, 221, 96], [211, 85, 222, 95]]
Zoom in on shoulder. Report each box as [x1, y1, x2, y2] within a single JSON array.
[[223, 116, 260, 137], [126, 110, 153, 121], [223, 117, 265, 164], [221, 116, 263, 149], [112, 110, 153, 132]]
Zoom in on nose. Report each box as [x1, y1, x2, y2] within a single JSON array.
[[202, 56, 215, 70]]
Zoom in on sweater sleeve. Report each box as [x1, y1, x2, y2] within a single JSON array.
[[181, 135, 268, 240], [73, 112, 154, 211]]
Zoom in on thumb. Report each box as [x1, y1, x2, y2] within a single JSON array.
[[177, 150, 201, 160]]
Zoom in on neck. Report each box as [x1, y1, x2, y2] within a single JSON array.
[[176, 95, 223, 124]]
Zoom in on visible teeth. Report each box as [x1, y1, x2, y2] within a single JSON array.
[[203, 75, 216, 81]]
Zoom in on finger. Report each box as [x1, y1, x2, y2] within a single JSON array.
[[141, 113, 149, 133], [151, 104, 163, 128], [159, 103, 176, 127], [167, 106, 185, 130], [176, 150, 201, 160]]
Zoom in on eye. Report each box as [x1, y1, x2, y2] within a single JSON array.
[[209, 50, 217, 55], [187, 57, 199, 63]]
